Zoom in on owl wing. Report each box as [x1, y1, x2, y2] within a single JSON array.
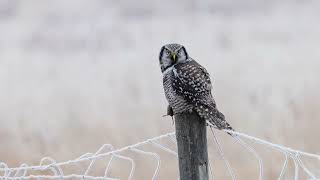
[[172, 59, 216, 108], [172, 59, 233, 131]]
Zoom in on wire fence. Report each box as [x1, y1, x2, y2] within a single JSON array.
[[0, 130, 319, 180]]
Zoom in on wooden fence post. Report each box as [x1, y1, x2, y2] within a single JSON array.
[[174, 112, 209, 180]]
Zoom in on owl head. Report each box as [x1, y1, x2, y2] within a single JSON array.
[[159, 43, 189, 73]]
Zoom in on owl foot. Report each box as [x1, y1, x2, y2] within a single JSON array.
[[167, 105, 174, 117], [162, 114, 175, 125], [162, 105, 175, 125]]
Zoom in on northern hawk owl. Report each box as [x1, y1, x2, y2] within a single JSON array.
[[159, 43, 233, 132]]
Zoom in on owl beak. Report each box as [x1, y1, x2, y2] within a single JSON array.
[[171, 53, 176, 62]]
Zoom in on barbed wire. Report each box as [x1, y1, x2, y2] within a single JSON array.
[[0, 130, 319, 180]]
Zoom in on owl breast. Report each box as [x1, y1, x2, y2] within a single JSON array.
[[163, 67, 194, 114]]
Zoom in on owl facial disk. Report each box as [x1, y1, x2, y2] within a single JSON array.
[[159, 43, 189, 73]]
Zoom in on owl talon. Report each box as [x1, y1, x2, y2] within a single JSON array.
[[169, 115, 174, 125], [162, 114, 175, 126], [167, 105, 174, 117], [161, 105, 175, 126]]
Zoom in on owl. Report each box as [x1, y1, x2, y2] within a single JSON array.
[[159, 43, 233, 132]]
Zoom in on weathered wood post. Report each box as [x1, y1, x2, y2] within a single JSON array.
[[175, 112, 209, 180]]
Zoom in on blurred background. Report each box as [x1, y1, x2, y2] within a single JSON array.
[[0, 0, 320, 179]]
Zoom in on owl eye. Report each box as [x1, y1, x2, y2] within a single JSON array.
[[165, 51, 170, 55], [178, 51, 183, 55]]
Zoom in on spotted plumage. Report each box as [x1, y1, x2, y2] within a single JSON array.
[[159, 43, 233, 132]]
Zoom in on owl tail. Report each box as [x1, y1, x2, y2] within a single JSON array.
[[215, 111, 235, 136], [196, 106, 234, 136]]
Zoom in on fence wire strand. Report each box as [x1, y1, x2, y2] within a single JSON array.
[[210, 127, 236, 180], [0, 130, 319, 180]]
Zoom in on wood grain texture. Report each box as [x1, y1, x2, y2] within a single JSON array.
[[175, 112, 209, 180]]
